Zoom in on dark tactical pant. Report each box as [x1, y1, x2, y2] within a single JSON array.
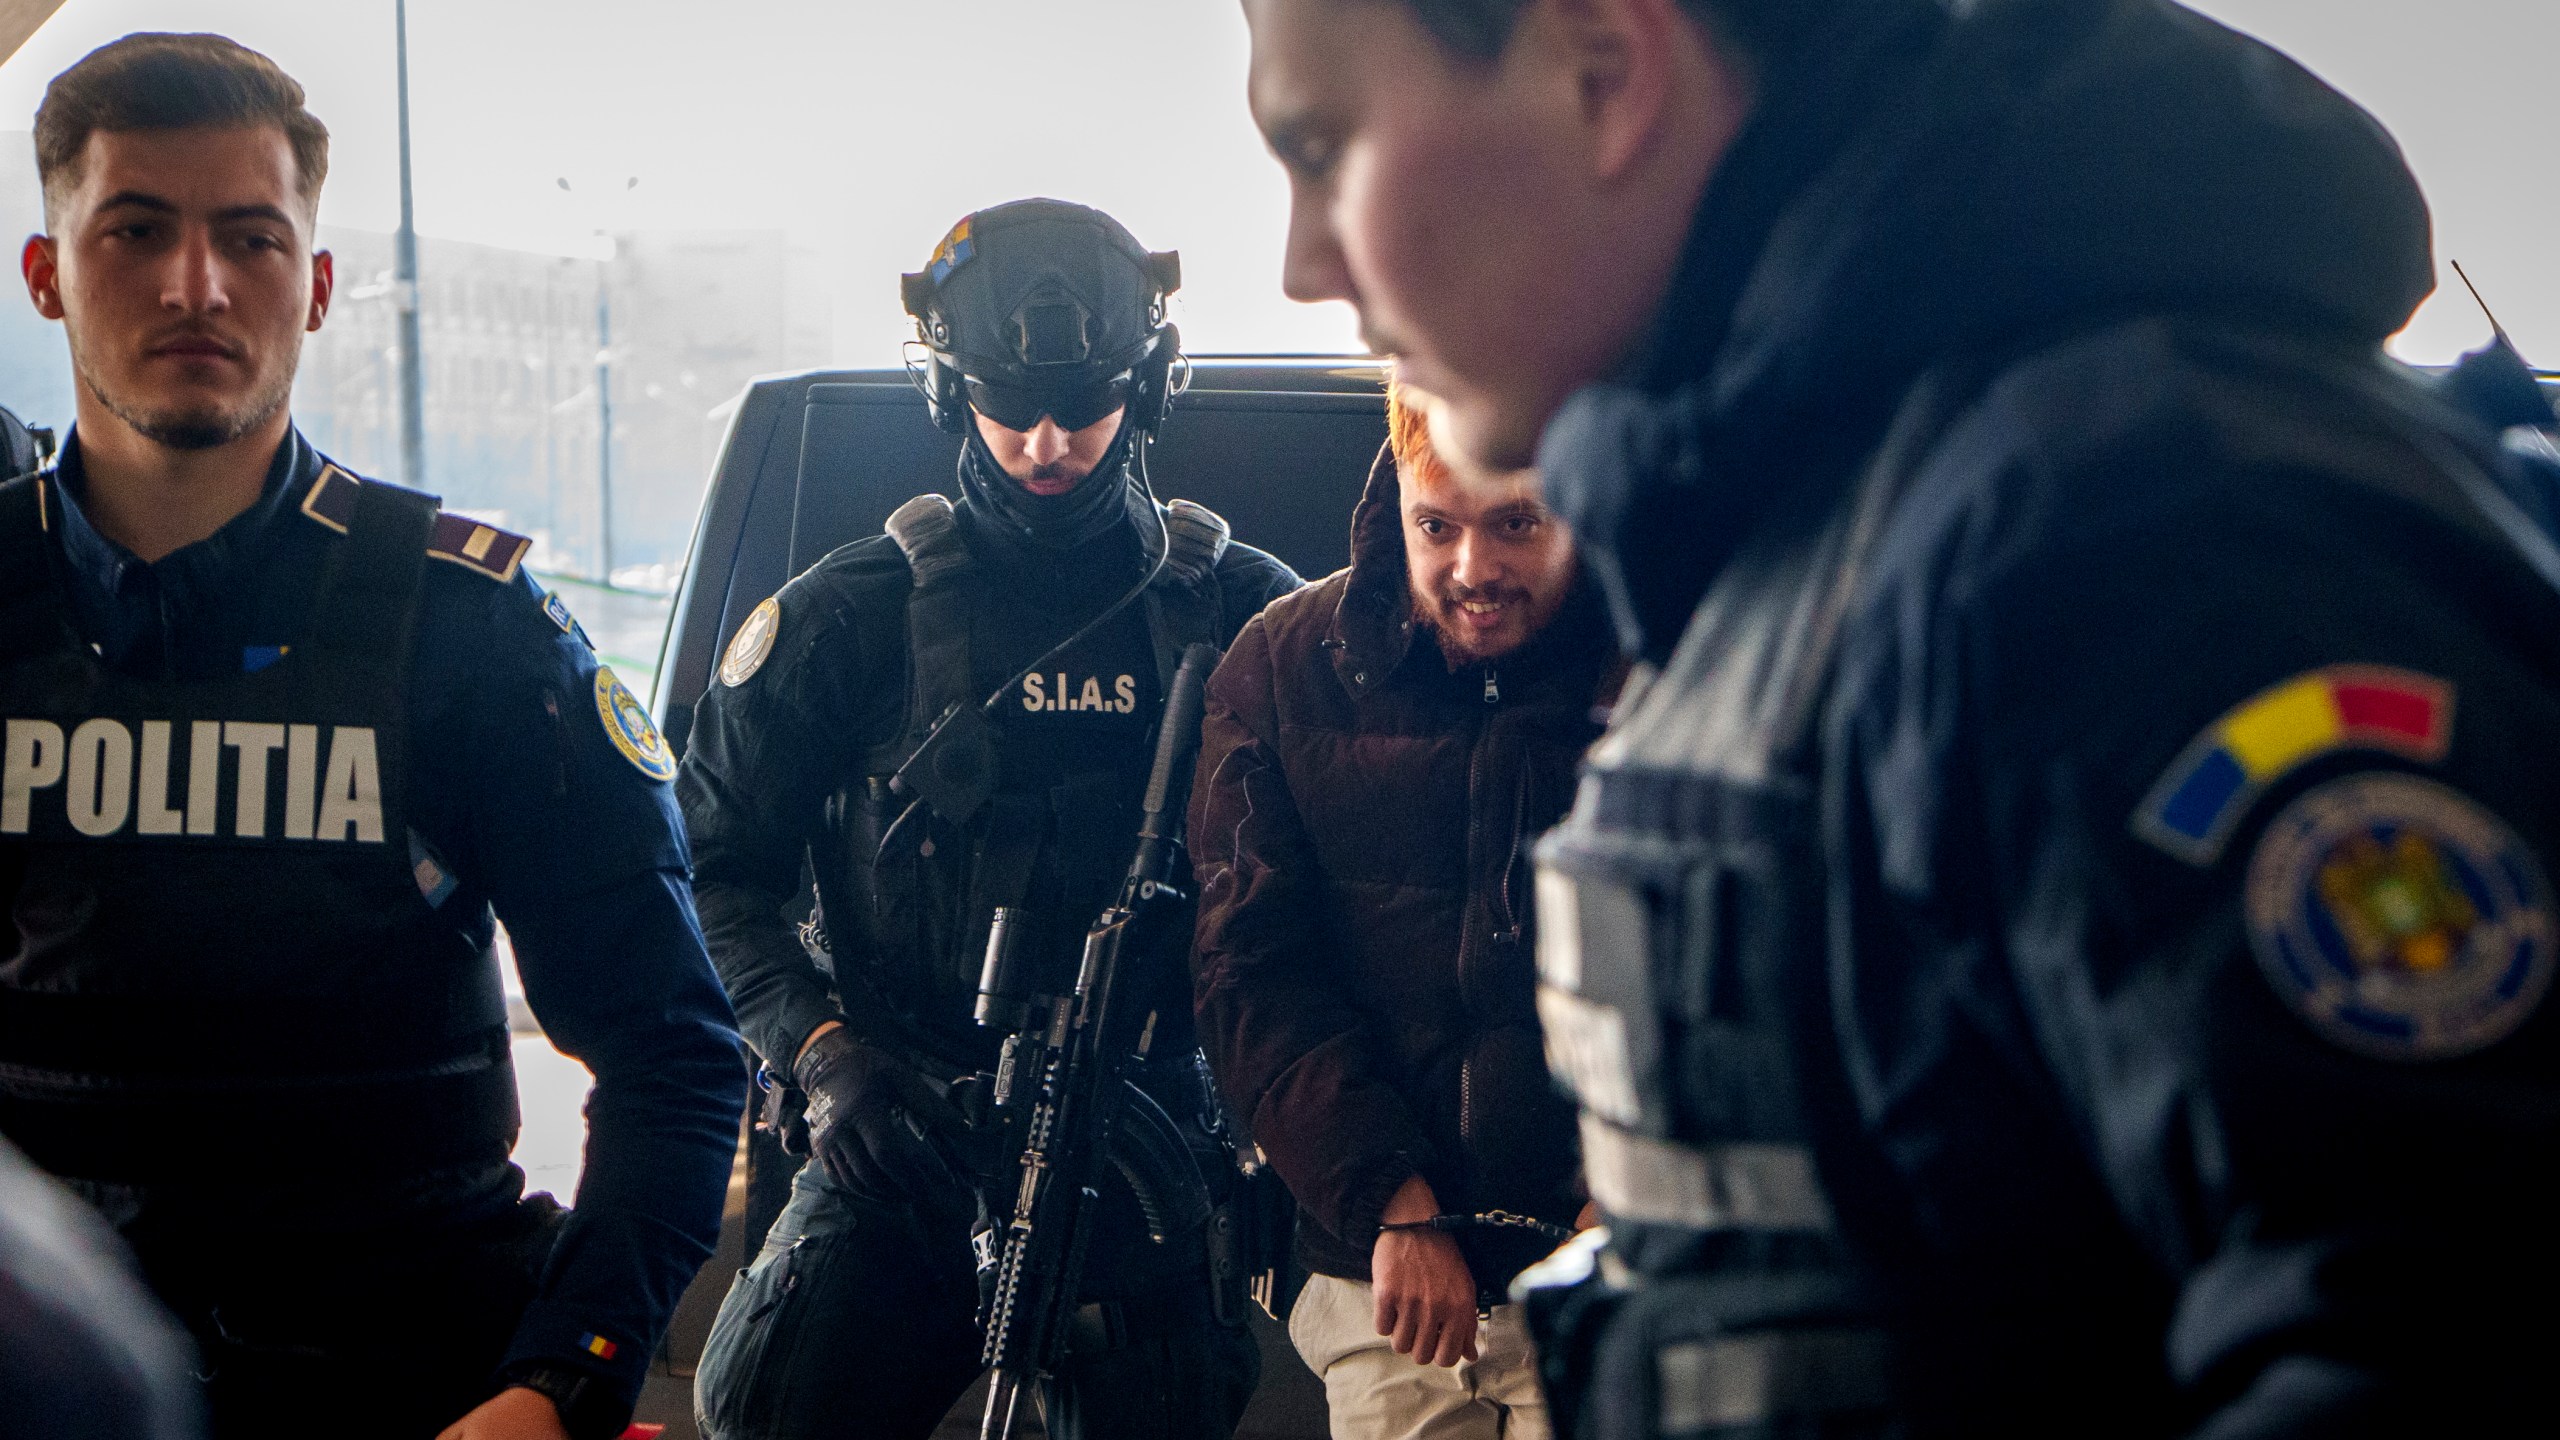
[[128, 1194, 566, 1440], [696, 1159, 1259, 1440]]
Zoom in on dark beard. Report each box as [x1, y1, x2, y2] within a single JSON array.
[[1418, 590, 1526, 668], [75, 351, 292, 453]]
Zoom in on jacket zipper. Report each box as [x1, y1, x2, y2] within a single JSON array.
[[1497, 764, 1530, 941], [1460, 1054, 1474, 1146], [1457, 682, 1492, 1147]]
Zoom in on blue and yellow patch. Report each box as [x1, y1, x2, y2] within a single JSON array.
[[593, 667, 676, 782], [2246, 772, 2553, 1061], [927, 216, 975, 284], [409, 831, 459, 908], [540, 587, 593, 649]]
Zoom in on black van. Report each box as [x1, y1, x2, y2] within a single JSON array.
[[656, 357, 1388, 761]]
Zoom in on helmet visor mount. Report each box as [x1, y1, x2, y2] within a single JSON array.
[[956, 288, 1138, 432]]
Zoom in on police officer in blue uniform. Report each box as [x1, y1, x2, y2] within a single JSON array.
[[1241, 0, 2560, 1433], [0, 35, 743, 1440], [681, 199, 1297, 1440]]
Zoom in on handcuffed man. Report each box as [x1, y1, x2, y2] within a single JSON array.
[[1190, 385, 1613, 1439]]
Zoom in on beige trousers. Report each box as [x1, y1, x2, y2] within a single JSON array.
[[1287, 1273, 1551, 1440]]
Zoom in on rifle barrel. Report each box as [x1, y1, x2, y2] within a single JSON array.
[[981, 1368, 1030, 1440]]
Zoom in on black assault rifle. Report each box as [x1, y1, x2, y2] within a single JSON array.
[[975, 641, 1221, 1440]]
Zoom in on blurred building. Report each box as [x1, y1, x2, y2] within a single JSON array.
[[299, 227, 832, 583], [0, 137, 71, 433], [0, 133, 834, 585]]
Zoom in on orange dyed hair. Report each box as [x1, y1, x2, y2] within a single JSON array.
[[1386, 381, 1452, 491]]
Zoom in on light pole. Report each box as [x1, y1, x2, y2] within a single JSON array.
[[557, 175, 637, 585], [392, 0, 427, 491]]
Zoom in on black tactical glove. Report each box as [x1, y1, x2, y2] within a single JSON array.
[[793, 1025, 969, 1210]]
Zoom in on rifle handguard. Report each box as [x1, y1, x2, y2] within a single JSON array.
[[1136, 643, 1219, 862]]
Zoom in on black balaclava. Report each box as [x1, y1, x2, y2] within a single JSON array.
[[956, 415, 1140, 553], [906, 198, 1181, 552]]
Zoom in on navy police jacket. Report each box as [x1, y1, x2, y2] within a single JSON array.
[[1535, 0, 2560, 1433], [2, 428, 743, 1411]]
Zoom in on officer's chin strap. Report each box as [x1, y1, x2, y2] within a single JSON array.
[[874, 441, 1174, 863]]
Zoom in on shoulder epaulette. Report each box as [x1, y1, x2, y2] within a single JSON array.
[[427, 510, 532, 583], [1160, 498, 1231, 588], [295, 462, 365, 533], [300, 463, 531, 583], [885, 492, 969, 590]]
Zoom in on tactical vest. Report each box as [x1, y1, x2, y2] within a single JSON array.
[[0, 470, 517, 1185], [1524, 375, 1998, 1437], [811, 494, 1233, 1064]]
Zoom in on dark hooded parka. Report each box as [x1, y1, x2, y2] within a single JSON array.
[[1528, 0, 2560, 1434], [1189, 445, 1617, 1295]]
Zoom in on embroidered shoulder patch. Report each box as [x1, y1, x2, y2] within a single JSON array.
[[2246, 771, 2553, 1061], [720, 597, 782, 687], [594, 667, 676, 782], [2135, 666, 2453, 865], [539, 588, 591, 648]]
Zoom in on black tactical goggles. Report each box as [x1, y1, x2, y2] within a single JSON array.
[[963, 371, 1134, 432]]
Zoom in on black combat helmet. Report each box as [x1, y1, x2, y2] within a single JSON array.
[[903, 199, 1185, 440]]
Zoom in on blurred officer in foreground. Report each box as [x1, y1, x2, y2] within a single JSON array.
[[0, 34, 744, 1440], [681, 199, 1296, 1440], [0, 1135, 202, 1440], [1246, 0, 2560, 1433]]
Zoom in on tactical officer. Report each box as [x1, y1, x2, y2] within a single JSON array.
[[682, 199, 1298, 1440], [1248, 0, 2560, 1433], [0, 35, 744, 1440]]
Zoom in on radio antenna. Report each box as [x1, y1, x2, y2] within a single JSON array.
[[2451, 259, 2512, 344]]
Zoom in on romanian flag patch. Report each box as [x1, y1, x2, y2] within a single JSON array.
[[2134, 665, 2453, 865], [928, 216, 975, 284], [578, 1332, 619, 1361]]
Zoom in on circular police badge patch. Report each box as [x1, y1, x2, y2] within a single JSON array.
[[720, 597, 781, 688], [593, 666, 677, 782], [2246, 772, 2554, 1061]]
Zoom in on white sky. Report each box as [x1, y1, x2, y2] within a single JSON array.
[[0, 0, 2551, 366]]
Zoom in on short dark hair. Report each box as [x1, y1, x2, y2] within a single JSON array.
[[33, 33, 330, 218], [1389, 0, 1825, 65]]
